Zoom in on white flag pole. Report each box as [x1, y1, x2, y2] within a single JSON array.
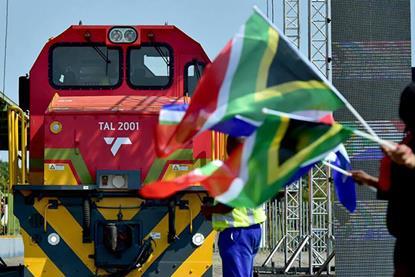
[[324, 160, 377, 192], [352, 129, 396, 150], [262, 108, 318, 121], [322, 161, 352, 176], [262, 108, 396, 150]]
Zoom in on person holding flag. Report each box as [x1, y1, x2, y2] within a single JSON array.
[[351, 83, 415, 277], [200, 136, 266, 277]]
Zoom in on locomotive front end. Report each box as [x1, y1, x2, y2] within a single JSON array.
[[13, 24, 215, 276]]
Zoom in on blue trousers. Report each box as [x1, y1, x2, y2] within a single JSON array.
[[218, 224, 262, 277]]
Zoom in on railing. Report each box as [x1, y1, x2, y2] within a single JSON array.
[[261, 199, 330, 252], [211, 131, 226, 161], [7, 105, 28, 189], [2, 106, 28, 236]]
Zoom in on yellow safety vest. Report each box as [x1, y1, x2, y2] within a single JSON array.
[[212, 206, 266, 231]]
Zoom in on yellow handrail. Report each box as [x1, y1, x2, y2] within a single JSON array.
[[211, 131, 215, 160], [7, 105, 29, 189], [211, 131, 227, 161]]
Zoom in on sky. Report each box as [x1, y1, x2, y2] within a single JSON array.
[[0, 0, 291, 161], [0, 0, 289, 103], [0, 1, 413, 162]]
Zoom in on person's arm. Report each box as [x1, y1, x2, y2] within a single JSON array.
[[201, 203, 233, 221], [211, 203, 234, 214], [350, 170, 379, 188]]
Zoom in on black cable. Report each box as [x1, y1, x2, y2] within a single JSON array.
[[2, 0, 9, 95], [103, 237, 154, 277], [266, 0, 269, 18]]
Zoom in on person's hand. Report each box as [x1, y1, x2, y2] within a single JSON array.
[[200, 202, 233, 220], [350, 170, 372, 184], [200, 204, 213, 221], [350, 170, 378, 187], [382, 144, 415, 169]]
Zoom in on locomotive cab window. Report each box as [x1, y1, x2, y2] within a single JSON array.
[[185, 62, 205, 97], [51, 46, 121, 88], [128, 45, 172, 89]]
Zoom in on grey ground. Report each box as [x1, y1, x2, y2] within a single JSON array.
[[213, 251, 312, 277], [2, 251, 312, 276]]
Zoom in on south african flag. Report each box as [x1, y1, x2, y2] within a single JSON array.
[[156, 7, 344, 157]]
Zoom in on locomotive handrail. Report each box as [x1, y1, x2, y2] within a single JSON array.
[[7, 105, 28, 189], [211, 131, 227, 161]]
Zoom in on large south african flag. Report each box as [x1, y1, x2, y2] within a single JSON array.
[[156, 7, 345, 157], [142, 114, 354, 208]]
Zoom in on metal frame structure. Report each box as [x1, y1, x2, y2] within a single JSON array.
[[283, 0, 300, 48], [308, 0, 332, 79], [282, 0, 303, 268], [281, 0, 333, 274], [308, 0, 333, 274], [284, 180, 303, 266], [308, 165, 332, 274]]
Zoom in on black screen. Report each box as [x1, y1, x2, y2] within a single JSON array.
[[331, 1, 411, 275]]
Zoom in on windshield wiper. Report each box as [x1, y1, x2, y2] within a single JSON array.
[[194, 62, 202, 80], [153, 45, 170, 66], [92, 46, 111, 64], [92, 46, 111, 75]]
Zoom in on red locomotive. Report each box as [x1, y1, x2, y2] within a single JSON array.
[[12, 24, 216, 276]]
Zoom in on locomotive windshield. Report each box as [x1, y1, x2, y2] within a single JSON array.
[[51, 45, 121, 88], [128, 45, 172, 89], [185, 62, 205, 97]]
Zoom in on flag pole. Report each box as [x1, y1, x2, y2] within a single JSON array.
[[352, 129, 396, 149], [322, 161, 352, 176], [253, 5, 379, 139], [263, 108, 318, 122], [262, 108, 396, 149], [323, 161, 377, 192]]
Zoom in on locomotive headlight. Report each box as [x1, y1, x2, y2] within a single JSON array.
[[98, 173, 129, 189], [97, 170, 140, 190], [111, 175, 126, 188], [124, 29, 137, 42], [109, 27, 137, 43], [109, 29, 123, 42]]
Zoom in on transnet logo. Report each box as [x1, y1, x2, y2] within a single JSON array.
[[104, 137, 132, 156]]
